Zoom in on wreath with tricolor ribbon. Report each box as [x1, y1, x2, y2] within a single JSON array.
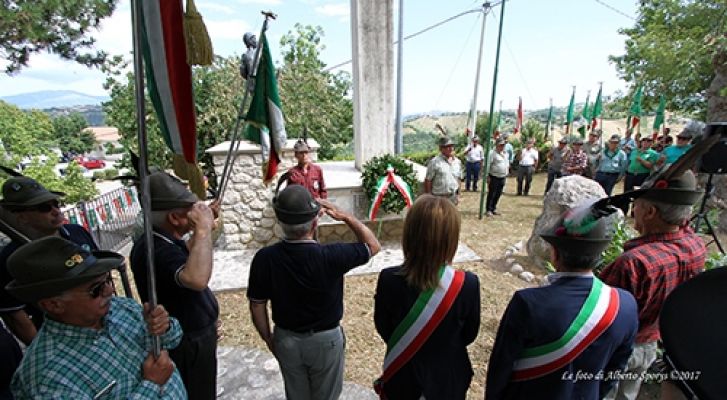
[[361, 154, 418, 221]]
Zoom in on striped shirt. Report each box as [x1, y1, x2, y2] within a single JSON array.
[[12, 297, 186, 399]]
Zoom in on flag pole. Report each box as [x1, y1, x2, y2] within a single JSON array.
[[217, 11, 276, 201], [468, 2, 493, 139], [478, 0, 507, 219], [130, 0, 160, 357]]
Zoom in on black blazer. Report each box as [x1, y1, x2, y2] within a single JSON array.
[[374, 266, 481, 400]]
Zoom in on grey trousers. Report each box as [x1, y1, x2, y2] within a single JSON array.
[[604, 341, 658, 400], [273, 326, 345, 400]]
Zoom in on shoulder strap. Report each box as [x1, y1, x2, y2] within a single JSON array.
[[511, 278, 620, 381], [374, 266, 465, 397]]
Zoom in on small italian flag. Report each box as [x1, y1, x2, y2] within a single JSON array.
[[140, 0, 204, 198], [245, 31, 287, 185], [367, 165, 414, 221]]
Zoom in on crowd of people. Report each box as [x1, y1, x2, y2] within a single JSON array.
[[0, 125, 713, 400]]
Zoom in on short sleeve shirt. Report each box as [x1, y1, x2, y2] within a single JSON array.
[[248, 240, 370, 332], [662, 145, 691, 164], [0, 224, 98, 327], [627, 148, 659, 174], [286, 163, 327, 199], [426, 155, 461, 196], [465, 144, 485, 163], [130, 229, 219, 334]]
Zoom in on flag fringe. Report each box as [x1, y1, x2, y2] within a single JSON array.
[[183, 0, 214, 66]]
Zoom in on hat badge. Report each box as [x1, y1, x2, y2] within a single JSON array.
[[65, 253, 84, 268], [11, 182, 21, 192]]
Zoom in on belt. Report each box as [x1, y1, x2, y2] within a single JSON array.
[[289, 322, 339, 335], [600, 171, 619, 175], [519, 164, 534, 167]]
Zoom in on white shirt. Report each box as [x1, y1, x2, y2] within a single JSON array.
[[465, 144, 484, 163], [519, 147, 539, 166]]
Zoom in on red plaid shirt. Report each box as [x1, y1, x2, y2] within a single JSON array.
[[599, 227, 705, 343]]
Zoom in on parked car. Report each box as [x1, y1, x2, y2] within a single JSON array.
[[76, 157, 106, 169]]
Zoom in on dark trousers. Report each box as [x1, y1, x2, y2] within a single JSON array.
[[465, 161, 482, 191], [169, 325, 218, 400], [517, 165, 534, 195], [595, 171, 620, 196], [486, 175, 506, 212], [545, 169, 562, 194]]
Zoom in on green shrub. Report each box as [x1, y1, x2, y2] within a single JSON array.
[[104, 168, 119, 180], [596, 219, 637, 274], [403, 151, 437, 166], [705, 252, 727, 270], [92, 170, 105, 181]]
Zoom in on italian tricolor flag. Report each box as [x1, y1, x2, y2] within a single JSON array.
[[367, 165, 414, 221], [511, 278, 620, 381], [140, 0, 204, 197], [245, 31, 287, 184]]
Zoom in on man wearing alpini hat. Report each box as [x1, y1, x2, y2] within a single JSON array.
[[7, 237, 185, 399], [130, 171, 219, 400], [282, 139, 328, 199], [248, 185, 380, 400], [601, 164, 707, 400], [425, 136, 462, 204], [487, 198, 638, 399], [0, 176, 98, 346]]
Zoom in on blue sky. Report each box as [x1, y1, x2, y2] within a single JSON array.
[[0, 0, 639, 115]]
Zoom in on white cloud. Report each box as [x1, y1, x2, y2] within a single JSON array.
[[206, 19, 252, 41], [315, 3, 349, 18], [236, 0, 282, 5]]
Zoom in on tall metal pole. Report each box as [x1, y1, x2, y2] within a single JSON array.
[[478, 0, 506, 219], [395, 0, 404, 154], [468, 2, 491, 139], [130, 0, 160, 356]]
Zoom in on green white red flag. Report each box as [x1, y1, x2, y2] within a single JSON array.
[[652, 95, 666, 136], [565, 87, 575, 134], [629, 86, 643, 130], [514, 97, 523, 134], [140, 0, 204, 197], [368, 165, 414, 221], [591, 85, 603, 130], [245, 31, 287, 184]]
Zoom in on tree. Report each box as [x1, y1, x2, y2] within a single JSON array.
[[609, 0, 726, 117], [277, 24, 354, 160], [0, 101, 55, 163], [0, 0, 118, 74], [62, 161, 99, 203], [103, 55, 242, 178], [53, 113, 95, 154]]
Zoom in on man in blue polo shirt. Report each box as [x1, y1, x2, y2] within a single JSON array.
[[130, 171, 219, 400], [0, 177, 98, 346], [661, 130, 693, 165], [248, 185, 380, 400], [595, 135, 628, 195]]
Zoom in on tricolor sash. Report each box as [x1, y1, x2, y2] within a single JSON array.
[[374, 265, 465, 398], [512, 277, 620, 381]]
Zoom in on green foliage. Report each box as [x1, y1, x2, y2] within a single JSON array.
[[509, 120, 550, 171], [62, 161, 99, 203], [0, 101, 55, 163], [103, 168, 118, 180], [403, 150, 438, 166], [361, 154, 419, 217], [53, 113, 94, 154], [278, 24, 353, 160], [596, 219, 637, 274], [705, 252, 727, 270], [0, 0, 118, 74], [92, 170, 105, 180], [0, 159, 98, 204], [609, 0, 726, 117]]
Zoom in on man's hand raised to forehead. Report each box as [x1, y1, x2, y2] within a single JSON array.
[[186, 202, 215, 233]]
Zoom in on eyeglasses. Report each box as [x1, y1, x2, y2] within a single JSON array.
[[88, 274, 114, 298], [24, 200, 61, 213]]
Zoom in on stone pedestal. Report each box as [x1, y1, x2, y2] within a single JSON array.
[[350, 0, 395, 169], [206, 142, 426, 251]]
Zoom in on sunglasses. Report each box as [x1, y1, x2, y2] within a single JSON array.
[[88, 274, 114, 298], [24, 200, 61, 213]]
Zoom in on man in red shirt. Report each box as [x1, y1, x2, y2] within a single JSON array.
[[600, 169, 706, 400], [284, 139, 327, 199]]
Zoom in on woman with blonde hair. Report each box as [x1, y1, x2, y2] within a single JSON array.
[[373, 195, 480, 399]]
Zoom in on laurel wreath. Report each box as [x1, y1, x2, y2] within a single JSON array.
[[361, 154, 419, 216]]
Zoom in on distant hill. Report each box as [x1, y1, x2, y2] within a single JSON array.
[[44, 105, 106, 127], [1, 90, 109, 109]]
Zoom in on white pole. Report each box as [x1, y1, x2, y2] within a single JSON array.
[[468, 2, 491, 139]]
